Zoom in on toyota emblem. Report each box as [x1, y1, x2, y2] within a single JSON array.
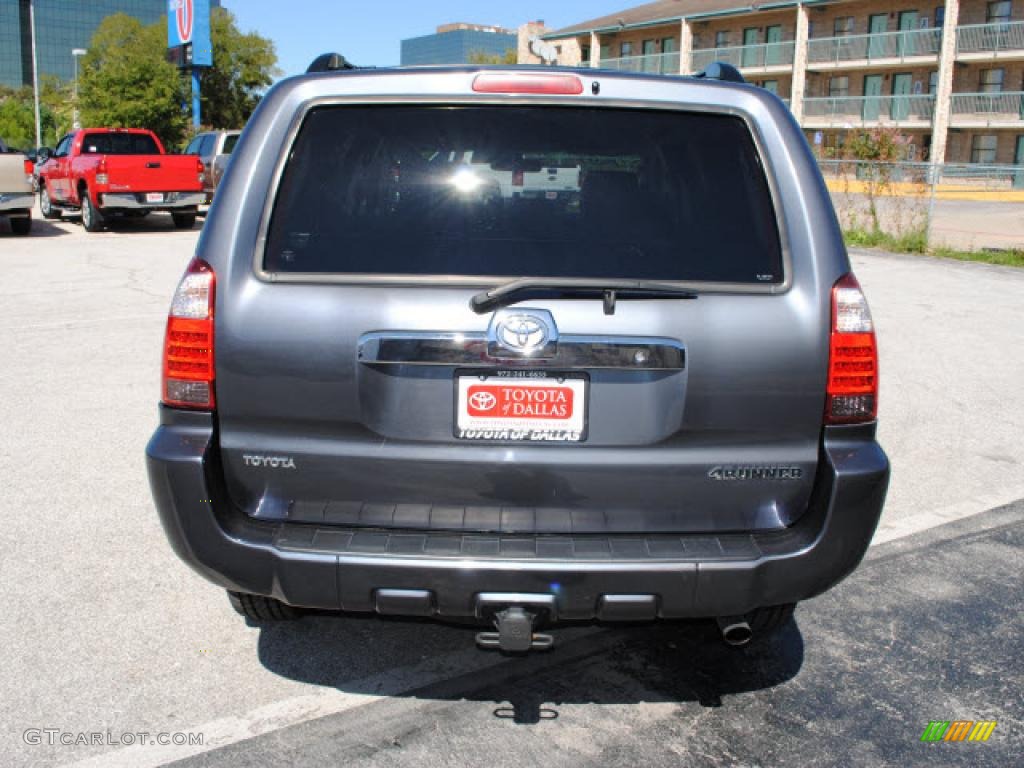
[[469, 391, 497, 411], [487, 308, 558, 358]]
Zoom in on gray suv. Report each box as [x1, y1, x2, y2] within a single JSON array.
[[147, 64, 889, 651]]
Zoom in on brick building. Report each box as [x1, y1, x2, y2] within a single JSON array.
[[538, 0, 1024, 165]]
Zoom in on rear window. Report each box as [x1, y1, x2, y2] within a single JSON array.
[[82, 133, 159, 155], [264, 106, 782, 283], [222, 134, 239, 154]]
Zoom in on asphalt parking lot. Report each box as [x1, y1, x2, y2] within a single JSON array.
[[1, 209, 1022, 767]]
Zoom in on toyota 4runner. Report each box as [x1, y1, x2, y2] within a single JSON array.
[[146, 62, 889, 651]]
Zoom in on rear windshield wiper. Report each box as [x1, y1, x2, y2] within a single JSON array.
[[470, 278, 698, 315]]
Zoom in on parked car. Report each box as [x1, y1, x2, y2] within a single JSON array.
[[146, 63, 889, 651], [35, 128, 205, 232], [0, 137, 34, 235], [184, 129, 240, 204]]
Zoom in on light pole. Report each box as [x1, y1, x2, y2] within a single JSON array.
[[29, 0, 41, 149], [72, 48, 87, 130]]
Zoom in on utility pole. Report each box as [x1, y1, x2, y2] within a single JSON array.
[[72, 48, 87, 130], [29, 0, 42, 148]]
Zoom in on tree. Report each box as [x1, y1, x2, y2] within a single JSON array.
[[199, 8, 279, 130], [839, 126, 912, 234], [467, 49, 518, 65], [79, 14, 189, 148], [0, 79, 72, 149]]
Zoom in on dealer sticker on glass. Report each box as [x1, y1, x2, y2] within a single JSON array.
[[455, 372, 587, 442]]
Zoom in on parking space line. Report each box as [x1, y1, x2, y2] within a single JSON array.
[[58, 627, 599, 768], [871, 485, 1024, 546]]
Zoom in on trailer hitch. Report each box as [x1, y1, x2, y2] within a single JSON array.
[[475, 606, 554, 652]]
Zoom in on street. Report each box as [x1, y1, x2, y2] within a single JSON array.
[[1, 210, 1022, 767]]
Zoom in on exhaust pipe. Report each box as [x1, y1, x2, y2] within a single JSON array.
[[716, 616, 753, 647]]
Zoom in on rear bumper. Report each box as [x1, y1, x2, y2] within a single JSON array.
[[0, 193, 33, 213], [100, 192, 205, 210], [146, 410, 889, 620]]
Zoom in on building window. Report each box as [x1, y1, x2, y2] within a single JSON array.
[[582, 45, 590, 62], [986, 1, 1012, 23], [928, 70, 938, 94], [600, 43, 611, 60], [715, 31, 730, 48], [829, 76, 850, 97], [979, 68, 1005, 93], [935, 6, 945, 27], [760, 80, 779, 94], [834, 17, 855, 37], [661, 37, 677, 53], [620, 41, 633, 57], [970, 134, 998, 163], [642, 39, 656, 55]]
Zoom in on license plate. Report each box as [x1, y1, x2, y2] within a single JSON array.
[[455, 372, 587, 442], [145, 192, 164, 203]]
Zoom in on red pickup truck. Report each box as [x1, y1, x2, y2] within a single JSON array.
[[36, 128, 205, 232]]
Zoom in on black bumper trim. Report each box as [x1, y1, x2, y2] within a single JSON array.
[[146, 412, 889, 620]]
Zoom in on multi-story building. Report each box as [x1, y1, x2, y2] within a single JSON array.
[[539, 0, 1024, 165], [0, 0, 220, 89], [401, 22, 518, 66]]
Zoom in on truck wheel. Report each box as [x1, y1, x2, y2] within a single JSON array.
[[227, 591, 300, 621], [747, 603, 796, 635], [81, 192, 104, 232], [172, 212, 197, 230], [39, 186, 60, 219], [10, 215, 32, 236]]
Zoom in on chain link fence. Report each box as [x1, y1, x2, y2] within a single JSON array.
[[817, 159, 1024, 251]]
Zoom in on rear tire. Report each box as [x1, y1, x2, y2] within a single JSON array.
[[227, 591, 300, 621], [10, 215, 32, 235], [747, 603, 796, 636], [172, 212, 196, 230], [39, 186, 60, 219], [81, 192, 104, 232]]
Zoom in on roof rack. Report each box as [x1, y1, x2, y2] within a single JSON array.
[[693, 62, 745, 84], [307, 53, 360, 73]]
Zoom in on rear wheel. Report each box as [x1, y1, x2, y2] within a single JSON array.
[[39, 186, 60, 219], [172, 211, 196, 230], [81, 191, 104, 232], [747, 603, 795, 634], [227, 591, 300, 621], [10, 215, 32, 235]]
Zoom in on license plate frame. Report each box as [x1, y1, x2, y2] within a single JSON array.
[[454, 369, 589, 443]]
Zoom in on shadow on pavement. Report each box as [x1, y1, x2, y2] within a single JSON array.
[[0, 216, 71, 237], [255, 613, 804, 721]]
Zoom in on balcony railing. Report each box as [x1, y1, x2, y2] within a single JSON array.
[[599, 52, 681, 75], [951, 91, 1024, 121], [807, 28, 942, 65], [802, 95, 936, 122], [956, 21, 1024, 55], [690, 41, 795, 71]]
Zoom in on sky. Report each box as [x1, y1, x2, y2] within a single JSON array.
[[220, 0, 634, 78]]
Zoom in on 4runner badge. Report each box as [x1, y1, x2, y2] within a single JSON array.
[[708, 465, 803, 481]]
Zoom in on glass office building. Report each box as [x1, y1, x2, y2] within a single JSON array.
[[0, 0, 219, 88], [401, 23, 517, 66]]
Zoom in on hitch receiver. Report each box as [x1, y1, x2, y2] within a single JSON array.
[[475, 607, 554, 652]]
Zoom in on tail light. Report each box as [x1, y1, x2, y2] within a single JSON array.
[[472, 73, 584, 95], [826, 273, 878, 424], [197, 157, 205, 184], [95, 157, 108, 186], [162, 258, 215, 410], [24, 158, 33, 184], [512, 170, 524, 187]]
